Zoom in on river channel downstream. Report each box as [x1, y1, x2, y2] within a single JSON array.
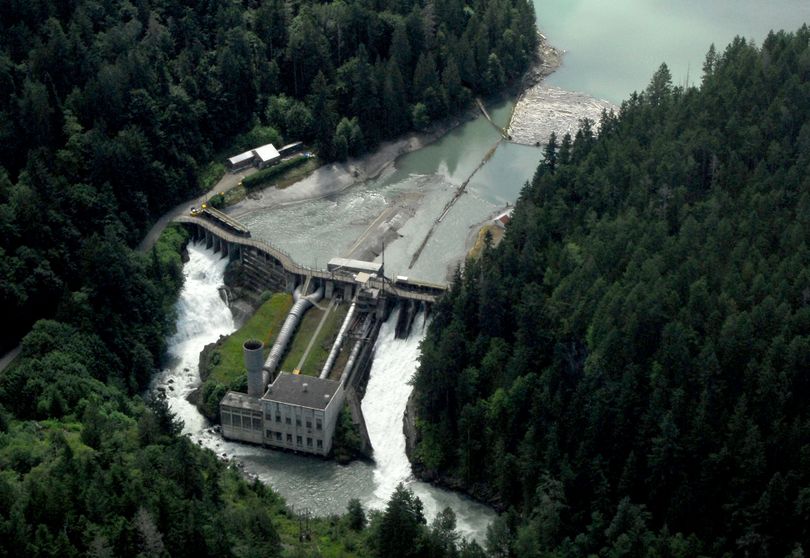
[[153, 0, 810, 545], [151, 244, 496, 541]]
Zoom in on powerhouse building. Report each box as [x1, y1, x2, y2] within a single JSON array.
[[220, 340, 345, 456]]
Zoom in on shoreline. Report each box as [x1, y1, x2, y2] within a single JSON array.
[[226, 109, 478, 221], [507, 32, 618, 146], [402, 32, 570, 512]]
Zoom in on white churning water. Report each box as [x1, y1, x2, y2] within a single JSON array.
[[361, 309, 496, 541], [362, 310, 426, 505], [151, 241, 236, 435], [154, 243, 495, 542]]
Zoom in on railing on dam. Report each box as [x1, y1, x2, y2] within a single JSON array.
[[174, 214, 447, 303]]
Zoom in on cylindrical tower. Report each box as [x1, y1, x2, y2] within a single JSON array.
[[244, 339, 265, 397]]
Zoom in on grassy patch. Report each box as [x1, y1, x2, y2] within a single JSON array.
[[207, 293, 294, 386], [300, 304, 349, 375], [242, 155, 317, 189], [197, 293, 293, 420], [467, 222, 504, 260], [279, 302, 350, 376], [278, 306, 325, 374]]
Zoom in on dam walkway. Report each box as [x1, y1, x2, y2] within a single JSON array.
[[174, 214, 447, 304]]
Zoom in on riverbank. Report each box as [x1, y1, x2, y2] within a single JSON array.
[[403, 390, 505, 512], [523, 32, 565, 89], [227, 113, 474, 221], [507, 32, 617, 146]]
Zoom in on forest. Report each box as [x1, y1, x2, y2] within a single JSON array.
[[0, 0, 537, 350], [0, 0, 537, 556], [412, 27, 810, 557]]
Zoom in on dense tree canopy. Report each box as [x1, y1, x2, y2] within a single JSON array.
[[0, 1, 539, 555], [412, 27, 810, 557], [0, 0, 538, 350], [0, 227, 291, 557]]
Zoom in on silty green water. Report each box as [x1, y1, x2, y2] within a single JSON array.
[[534, 0, 810, 103], [242, 100, 521, 282], [168, 1, 810, 543]]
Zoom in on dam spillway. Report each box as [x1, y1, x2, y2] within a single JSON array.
[[151, 242, 495, 541], [175, 213, 448, 305]]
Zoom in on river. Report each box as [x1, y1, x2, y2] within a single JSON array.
[[156, 0, 810, 545], [152, 243, 496, 541]]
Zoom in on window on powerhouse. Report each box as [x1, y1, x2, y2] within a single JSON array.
[[222, 411, 262, 430]]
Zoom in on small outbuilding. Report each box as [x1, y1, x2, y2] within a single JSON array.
[[327, 257, 383, 276], [253, 143, 281, 169], [279, 142, 304, 157], [227, 150, 256, 172], [493, 208, 513, 228]]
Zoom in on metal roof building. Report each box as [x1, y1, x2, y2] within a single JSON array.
[[262, 373, 341, 410], [327, 257, 383, 276], [253, 143, 281, 168], [226, 150, 255, 171]]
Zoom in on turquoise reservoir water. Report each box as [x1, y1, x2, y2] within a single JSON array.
[[533, 0, 810, 103]]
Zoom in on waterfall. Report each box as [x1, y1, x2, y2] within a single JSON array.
[[153, 248, 494, 542], [361, 308, 495, 542], [152, 241, 236, 434], [362, 309, 427, 505]]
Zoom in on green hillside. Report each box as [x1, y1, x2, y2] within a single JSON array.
[[412, 27, 810, 557]]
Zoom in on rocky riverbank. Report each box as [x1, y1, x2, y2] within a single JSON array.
[[508, 33, 617, 146], [404, 391, 505, 512]]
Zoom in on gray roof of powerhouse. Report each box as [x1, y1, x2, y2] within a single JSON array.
[[221, 391, 262, 411], [262, 373, 339, 409]]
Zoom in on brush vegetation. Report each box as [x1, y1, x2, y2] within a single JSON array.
[[198, 293, 293, 420]]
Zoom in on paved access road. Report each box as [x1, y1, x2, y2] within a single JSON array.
[[137, 167, 256, 253]]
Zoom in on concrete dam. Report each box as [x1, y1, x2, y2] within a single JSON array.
[[174, 208, 446, 457]]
